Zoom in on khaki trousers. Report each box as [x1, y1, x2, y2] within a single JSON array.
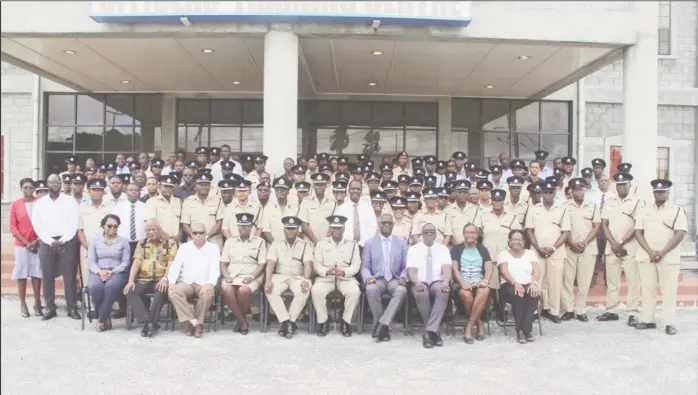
[[266, 274, 309, 323], [169, 282, 213, 324], [311, 279, 360, 324], [638, 262, 680, 326], [605, 254, 641, 316], [562, 252, 596, 315], [539, 257, 564, 316]]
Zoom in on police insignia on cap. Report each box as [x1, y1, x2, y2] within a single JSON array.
[[242, 215, 248, 221], [290, 218, 295, 224], [334, 217, 339, 223]]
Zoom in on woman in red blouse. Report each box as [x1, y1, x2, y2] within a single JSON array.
[[9, 178, 43, 317]]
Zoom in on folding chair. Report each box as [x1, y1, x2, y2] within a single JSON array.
[[499, 292, 543, 337], [125, 292, 174, 331], [218, 288, 265, 332], [404, 283, 453, 336], [260, 290, 314, 334], [357, 288, 409, 335], [446, 291, 492, 338], [309, 290, 359, 334]]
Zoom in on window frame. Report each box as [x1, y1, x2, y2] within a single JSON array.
[[658, 1, 678, 59]]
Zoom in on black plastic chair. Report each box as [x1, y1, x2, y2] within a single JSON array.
[[404, 283, 453, 336], [80, 286, 92, 331], [498, 292, 543, 337], [309, 290, 359, 334], [260, 290, 314, 334], [218, 288, 265, 332], [357, 288, 409, 335], [446, 293, 492, 338]]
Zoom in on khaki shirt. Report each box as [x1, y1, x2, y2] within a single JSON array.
[[562, 199, 601, 256], [262, 201, 300, 243], [145, 194, 182, 238], [222, 199, 262, 238], [79, 200, 112, 243], [411, 209, 452, 244], [220, 236, 267, 278], [391, 167, 411, 180], [268, 238, 314, 277], [392, 217, 412, 242], [244, 172, 261, 190], [313, 237, 361, 281], [525, 203, 571, 259], [298, 195, 338, 242], [634, 201, 688, 264], [504, 198, 529, 228], [105, 192, 127, 206], [601, 195, 644, 256], [181, 194, 224, 241], [447, 203, 480, 245], [476, 210, 521, 262]]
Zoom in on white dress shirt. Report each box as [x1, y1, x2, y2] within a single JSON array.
[[109, 199, 147, 242], [211, 158, 244, 183], [334, 199, 377, 247], [167, 240, 220, 285], [380, 235, 392, 279], [406, 241, 451, 283], [115, 165, 130, 175], [501, 167, 514, 181], [31, 193, 80, 245]]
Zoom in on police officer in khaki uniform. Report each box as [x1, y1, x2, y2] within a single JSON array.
[[598, 173, 644, 326], [218, 179, 235, 207], [405, 192, 421, 221], [504, 176, 529, 228], [411, 187, 452, 246], [311, 215, 362, 337], [525, 180, 571, 324], [390, 196, 412, 243], [181, 172, 224, 250], [220, 213, 267, 335], [299, 173, 337, 244], [262, 177, 300, 244], [264, 216, 314, 338], [634, 179, 687, 335], [222, 180, 262, 239], [145, 174, 182, 241], [77, 178, 111, 285], [446, 180, 479, 245], [560, 178, 601, 322]]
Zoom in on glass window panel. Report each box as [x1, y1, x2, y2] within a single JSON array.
[[135, 127, 160, 154], [135, 95, 163, 127], [365, 128, 404, 155], [541, 101, 570, 134], [658, 29, 670, 42], [297, 127, 304, 156], [452, 131, 468, 153], [483, 132, 510, 160], [178, 100, 209, 125], [511, 133, 539, 159], [241, 126, 263, 152], [481, 100, 510, 132], [145, 126, 163, 157], [452, 99, 480, 132], [177, 125, 188, 154], [341, 128, 372, 154], [77, 95, 105, 126], [659, 41, 670, 56], [373, 103, 403, 127], [541, 134, 570, 158], [242, 100, 263, 124], [46, 126, 74, 151], [211, 100, 242, 124], [178, 125, 208, 154], [513, 101, 539, 134], [405, 103, 437, 128], [104, 126, 134, 152], [79, 152, 104, 168], [659, 3, 670, 18], [105, 95, 135, 126], [75, 126, 103, 152], [44, 152, 71, 176], [317, 128, 340, 154], [405, 128, 436, 156], [47, 95, 75, 126], [210, 126, 241, 151], [307, 101, 340, 125], [341, 102, 371, 125], [657, 147, 669, 159]]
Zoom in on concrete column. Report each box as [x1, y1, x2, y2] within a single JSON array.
[[263, 29, 298, 176], [161, 95, 176, 159], [623, 2, 658, 189], [437, 98, 452, 160]]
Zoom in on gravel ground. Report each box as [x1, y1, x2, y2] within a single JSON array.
[[1, 297, 696, 395]]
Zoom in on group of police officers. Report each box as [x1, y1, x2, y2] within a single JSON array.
[[41, 146, 687, 339]]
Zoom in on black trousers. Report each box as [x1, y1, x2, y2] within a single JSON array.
[[38, 238, 79, 311], [125, 281, 168, 324], [501, 282, 539, 334]]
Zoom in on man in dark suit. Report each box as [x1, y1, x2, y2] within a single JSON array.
[[361, 214, 409, 342]]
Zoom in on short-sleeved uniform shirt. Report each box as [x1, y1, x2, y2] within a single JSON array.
[[411, 209, 452, 244], [79, 201, 112, 243], [313, 238, 361, 280], [298, 195, 337, 242], [220, 235, 267, 278], [600, 195, 644, 256], [222, 199, 262, 238], [268, 238, 314, 277], [181, 194, 224, 246], [262, 201, 300, 243], [476, 210, 521, 263], [562, 199, 601, 256], [504, 198, 529, 228], [133, 239, 177, 283], [392, 217, 412, 242], [145, 194, 182, 238], [446, 203, 480, 245], [450, 244, 492, 286], [525, 203, 571, 259], [634, 201, 688, 264]]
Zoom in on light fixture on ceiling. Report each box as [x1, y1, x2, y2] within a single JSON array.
[[371, 50, 383, 56], [485, 84, 495, 89], [63, 50, 76, 54], [518, 55, 531, 60], [180, 16, 192, 26], [202, 49, 214, 53], [232, 81, 240, 85], [121, 80, 130, 84], [368, 82, 377, 87]]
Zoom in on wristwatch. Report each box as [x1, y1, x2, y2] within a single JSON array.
[[551, 246, 557, 252]]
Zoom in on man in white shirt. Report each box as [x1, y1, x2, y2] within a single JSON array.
[[334, 180, 377, 247], [115, 153, 130, 176], [406, 222, 452, 349], [31, 174, 81, 320], [211, 144, 244, 183], [167, 222, 220, 338]]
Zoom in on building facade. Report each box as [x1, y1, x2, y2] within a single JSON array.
[[1, 1, 696, 257]]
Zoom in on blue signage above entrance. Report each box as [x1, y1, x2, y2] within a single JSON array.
[[89, 1, 472, 27]]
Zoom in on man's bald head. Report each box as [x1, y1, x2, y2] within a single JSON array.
[[379, 214, 394, 223], [421, 222, 437, 246], [191, 222, 205, 233], [378, 213, 394, 237]]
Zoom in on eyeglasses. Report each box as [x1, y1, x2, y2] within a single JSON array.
[[422, 230, 436, 235], [105, 224, 119, 229], [192, 231, 206, 236], [380, 221, 394, 225]]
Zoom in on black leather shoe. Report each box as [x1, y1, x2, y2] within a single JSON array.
[[42, 309, 57, 321], [278, 320, 289, 337], [422, 333, 434, 349], [141, 323, 150, 337], [148, 323, 161, 337], [596, 312, 620, 321], [627, 316, 639, 327], [377, 324, 391, 342], [542, 310, 561, 324], [317, 321, 329, 337], [560, 312, 575, 321], [111, 311, 127, 320], [433, 332, 444, 347], [86, 311, 95, 321], [665, 325, 677, 335], [233, 324, 241, 333], [635, 322, 657, 330], [67, 309, 81, 320], [576, 314, 589, 322], [286, 322, 297, 339], [371, 323, 380, 338], [340, 320, 352, 337]]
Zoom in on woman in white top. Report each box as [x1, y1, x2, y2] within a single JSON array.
[[498, 229, 541, 344]]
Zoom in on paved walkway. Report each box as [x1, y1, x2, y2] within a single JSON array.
[[1, 298, 696, 395]]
